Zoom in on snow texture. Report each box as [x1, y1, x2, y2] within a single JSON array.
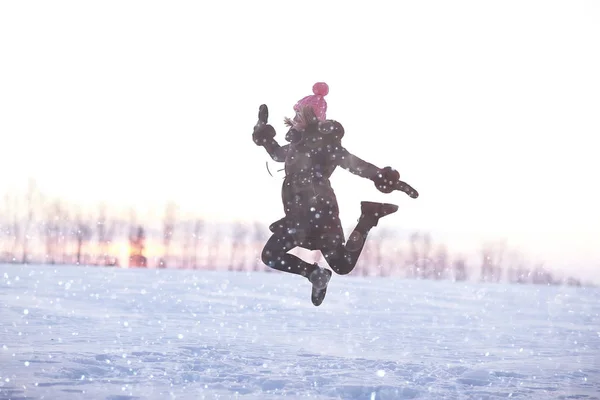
[[1, 264, 599, 399]]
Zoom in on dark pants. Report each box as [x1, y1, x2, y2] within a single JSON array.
[[261, 217, 374, 277]]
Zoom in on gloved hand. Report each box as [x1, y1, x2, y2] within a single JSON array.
[[373, 166, 400, 193], [252, 104, 276, 146]]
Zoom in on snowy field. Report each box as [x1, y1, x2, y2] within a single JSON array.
[[1, 264, 599, 400]]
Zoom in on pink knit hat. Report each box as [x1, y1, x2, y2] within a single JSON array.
[[293, 82, 329, 121]]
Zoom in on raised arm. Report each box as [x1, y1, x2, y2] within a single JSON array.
[[252, 104, 288, 162]]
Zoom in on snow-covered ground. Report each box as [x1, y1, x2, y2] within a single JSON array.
[[1, 264, 598, 400]]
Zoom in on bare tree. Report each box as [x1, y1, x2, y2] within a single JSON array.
[[179, 219, 193, 269], [432, 245, 449, 280], [493, 242, 506, 282], [370, 228, 388, 276], [389, 246, 404, 277], [408, 232, 434, 279], [453, 256, 468, 281], [160, 202, 177, 268], [191, 219, 204, 269], [57, 203, 72, 264], [515, 260, 529, 284], [481, 245, 493, 282], [126, 208, 146, 267], [206, 225, 221, 270], [1, 193, 19, 262], [96, 203, 118, 266], [21, 178, 40, 264], [44, 200, 64, 265], [0, 194, 8, 261], [480, 241, 506, 283], [420, 233, 433, 279], [532, 263, 556, 285], [506, 250, 524, 283], [129, 225, 147, 268], [73, 211, 92, 265], [230, 222, 248, 271], [407, 232, 419, 278]]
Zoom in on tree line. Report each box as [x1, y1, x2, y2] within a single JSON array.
[[0, 180, 586, 287]]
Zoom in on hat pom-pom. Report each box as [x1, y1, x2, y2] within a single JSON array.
[[312, 82, 329, 96]]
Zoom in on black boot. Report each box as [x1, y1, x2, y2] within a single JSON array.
[[359, 201, 399, 228], [308, 265, 332, 306]]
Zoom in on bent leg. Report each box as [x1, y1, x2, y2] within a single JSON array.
[[321, 227, 370, 275], [322, 201, 398, 275], [261, 232, 317, 278]]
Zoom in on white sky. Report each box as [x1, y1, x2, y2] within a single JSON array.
[[1, 0, 599, 271]]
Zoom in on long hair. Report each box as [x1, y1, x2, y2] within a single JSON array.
[[284, 106, 319, 130]]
